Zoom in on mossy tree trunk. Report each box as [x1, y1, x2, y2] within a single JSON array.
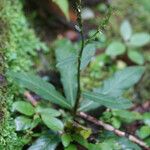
[[0, 0, 47, 149]]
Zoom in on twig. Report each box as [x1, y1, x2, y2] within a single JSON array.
[[78, 112, 150, 150], [24, 91, 38, 106]]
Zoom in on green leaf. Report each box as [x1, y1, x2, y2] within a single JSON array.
[[80, 43, 96, 70], [106, 41, 126, 57], [15, 116, 32, 131], [79, 100, 99, 112], [80, 128, 92, 139], [28, 134, 60, 150], [111, 117, 121, 129], [80, 66, 145, 111], [72, 134, 89, 149], [143, 113, 150, 126], [36, 106, 61, 117], [52, 0, 69, 20], [98, 140, 115, 150], [12, 101, 35, 116], [56, 55, 77, 68], [72, 134, 102, 150], [117, 137, 141, 150], [128, 50, 144, 65], [65, 144, 77, 150], [83, 91, 132, 109], [55, 39, 77, 107], [55, 41, 96, 106], [61, 134, 72, 147], [95, 66, 145, 97], [137, 0, 150, 12], [129, 33, 150, 47], [112, 110, 142, 123], [41, 114, 64, 131], [120, 20, 132, 41], [145, 139, 150, 147], [8, 71, 71, 109], [31, 115, 41, 129], [137, 126, 150, 139]]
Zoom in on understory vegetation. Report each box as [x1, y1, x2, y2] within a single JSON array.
[[0, 0, 150, 150]]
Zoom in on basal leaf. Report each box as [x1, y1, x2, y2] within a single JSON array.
[[55, 40, 97, 107], [79, 100, 100, 112], [9, 71, 71, 109], [28, 133, 60, 150], [41, 114, 64, 131], [94, 66, 145, 97], [120, 20, 132, 41], [112, 110, 142, 123], [83, 91, 132, 109], [80, 67, 144, 111], [55, 39, 77, 107], [12, 101, 35, 116], [56, 55, 77, 68]]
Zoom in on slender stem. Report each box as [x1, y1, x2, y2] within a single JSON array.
[[85, 6, 112, 44], [73, 1, 84, 115], [73, 30, 84, 115], [85, 29, 101, 44], [73, 3, 111, 115]]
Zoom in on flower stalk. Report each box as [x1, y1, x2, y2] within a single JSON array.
[[73, 0, 85, 116]]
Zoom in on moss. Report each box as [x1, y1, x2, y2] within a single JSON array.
[[0, 0, 48, 149]]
